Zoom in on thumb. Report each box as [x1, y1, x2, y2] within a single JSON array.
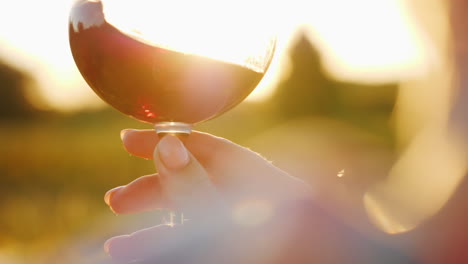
[[154, 135, 224, 215]]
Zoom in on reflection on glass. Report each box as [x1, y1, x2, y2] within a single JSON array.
[[69, 0, 276, 134]]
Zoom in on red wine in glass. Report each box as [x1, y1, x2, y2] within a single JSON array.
[[69, 0, 275, 134]]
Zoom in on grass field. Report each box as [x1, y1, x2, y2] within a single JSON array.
[[0, 102, 286, 263]]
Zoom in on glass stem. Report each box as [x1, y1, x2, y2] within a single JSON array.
[[165, 211, 187, 226], [154, 122, 192, 226], [154, 122, 192, 136]]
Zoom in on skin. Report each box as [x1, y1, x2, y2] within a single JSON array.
[[104, 129, 314, 263], [103, 2, 468, 262]]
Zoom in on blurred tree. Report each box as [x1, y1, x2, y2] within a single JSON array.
[[0, 60, 41, 120], [0, 28, 402, 263], [270, 30, 398, 140]]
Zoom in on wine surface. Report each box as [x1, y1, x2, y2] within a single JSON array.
[[69, 0, 265, 124]]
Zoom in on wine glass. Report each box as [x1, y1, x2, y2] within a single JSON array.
[[68, 0, 276, 135]]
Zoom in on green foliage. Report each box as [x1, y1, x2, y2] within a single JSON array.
[[0, 61, 43, 120], [0, 31, 398, 262]]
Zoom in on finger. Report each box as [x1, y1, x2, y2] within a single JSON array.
[[121, 129, 245, 164], [121, 129, 160, 159], [104, 206, 303, 264], [122, 129, 312, 203], [154, 135, 225, 215], [104, 221, 232, 264], [104, 224, 177, 263], [104, 174, 170, 214], [121, 129, 274, 176]]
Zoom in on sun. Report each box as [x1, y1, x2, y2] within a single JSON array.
[[0, 0, 435, 109]]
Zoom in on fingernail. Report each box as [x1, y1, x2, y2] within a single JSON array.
[[157, 135, 190, 170], [120, 129, 133, 141], [104, 239, 112, 254], [104, 186, 124, 205]]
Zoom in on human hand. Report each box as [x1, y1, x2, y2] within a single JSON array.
[[103, 129, 313, 264]]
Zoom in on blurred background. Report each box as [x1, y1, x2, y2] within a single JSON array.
[[1, 0, 467, 263]]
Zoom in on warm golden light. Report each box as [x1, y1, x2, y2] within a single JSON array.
[[364, 127, 468, 234], [362, 0, 467, 235], [297, 0, 435, 83], [102, 0, 276, 73], [0, 0, 436, 110]]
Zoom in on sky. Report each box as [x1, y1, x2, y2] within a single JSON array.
[[0, 0, 435, 111]]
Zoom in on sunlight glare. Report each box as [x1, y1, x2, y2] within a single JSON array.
[[0, 0, 103, 111], [296, 0, 435, 83], [0, 0, 438, 110], [364, 128, 468, 234], [103, 0, 276, 73]]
